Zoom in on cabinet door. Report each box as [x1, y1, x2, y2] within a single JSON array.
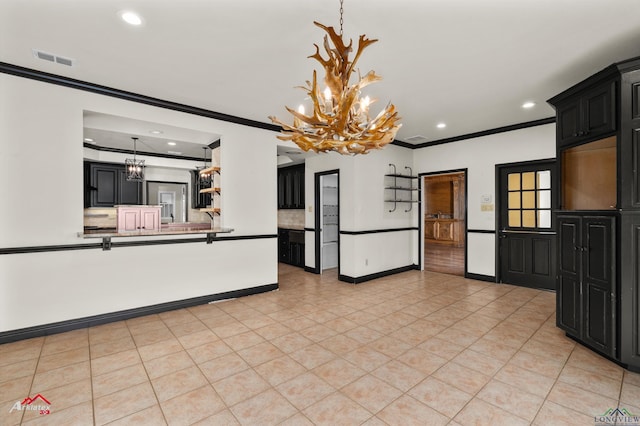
[[119, 170, 142, 205], [556, 81, 616, 147], [283, 169, 293, 208], [424, 221, 437, 240], [140, 208, 160, 231], [583, 82, 616, 140], [438, 221, 454, 241], [118, 209, 140, 231], [293, 167, 305, 209], [277, 170, 285, 209], [292, 169, 302, 208], [278, 229, 290, 262], [92, 166, 118, 207], [88, 162, 142, 207], [582, 216, 615, 356], [289, 242, 301, 266], [557, 216, 582, 335], [557, 99, 581, 147]]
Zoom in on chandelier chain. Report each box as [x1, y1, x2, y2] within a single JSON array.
[[339, 0, 344, 36]]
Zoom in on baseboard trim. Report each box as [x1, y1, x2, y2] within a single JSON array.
[[465, 273, 497, 283], [0, 283, 278, 344], [304, 266, 319, 274], [339, 264, 419, 284]]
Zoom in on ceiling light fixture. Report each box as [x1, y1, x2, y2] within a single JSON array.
[[167, 142, 177, 146], [121, 11, 142, 26], [522, 101, 536, 109], [196, 147, 211, 185], [83, 138, 94, 143], [437, 123, 446, 129], [269, 0, 401, 155], [125, 137, 145, 181], [149, 130, 163, 135]]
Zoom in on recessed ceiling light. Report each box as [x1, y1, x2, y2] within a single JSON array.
[[436, 123, 446, 129], [167, 142, 177, 146], [149, 130, 163, 135], [121, 11, 142, 26], [84, 138, 94, 142], [522, 101, 536, 109]]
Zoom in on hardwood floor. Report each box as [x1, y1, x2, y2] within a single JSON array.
[[424, 242, 465, 276]]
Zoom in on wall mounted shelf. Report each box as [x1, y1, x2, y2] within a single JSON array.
[[198, 166, 220, 175], [200, 207, 221, 214], [199, 163, 221, 216], [199, 187, 221, 194], [385, 164, 418, 212]]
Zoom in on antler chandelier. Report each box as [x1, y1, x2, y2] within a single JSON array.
[[269, 0, 401, 155]]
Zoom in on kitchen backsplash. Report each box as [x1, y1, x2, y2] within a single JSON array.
[[84, 208, 117, 228], [278, 209, 304, 229]]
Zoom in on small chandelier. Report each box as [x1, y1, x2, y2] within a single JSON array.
[[269, 0, 401, 155], [125, 137, 144, 181], [196, 146, 211, 185]]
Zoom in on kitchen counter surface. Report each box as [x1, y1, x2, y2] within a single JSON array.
[[79, 227, 234, 239]]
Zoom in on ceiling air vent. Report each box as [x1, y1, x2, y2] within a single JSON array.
[[405, 135, 428, 143], [32, 49, 75, 67]]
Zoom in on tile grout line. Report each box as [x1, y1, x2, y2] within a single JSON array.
[[421, 287, 555, 424], [21, 336, 45, 425]]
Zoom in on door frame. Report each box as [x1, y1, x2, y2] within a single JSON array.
[[314, 169, 340, 275], [418, 168, 468, 274], [495, 158, 558, 287]]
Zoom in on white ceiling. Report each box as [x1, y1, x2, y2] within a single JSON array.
[[3, 0, 640, 146], [83, 111, 220, 159]]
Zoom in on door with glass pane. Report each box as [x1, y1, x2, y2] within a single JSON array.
[[498, 161, 557, 290]]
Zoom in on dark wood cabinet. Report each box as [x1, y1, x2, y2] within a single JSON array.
[[557, 215, 615, 357], [278, 228, 305, 267], [556, 80, 616, 147], [278, 165, 305, 209], [549, 56, 640, 371], [84, 161, 142, 207]]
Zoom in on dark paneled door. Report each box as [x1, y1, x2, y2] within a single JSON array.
[[498, 161, 557, 290]]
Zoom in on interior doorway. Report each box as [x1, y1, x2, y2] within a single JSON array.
[[315, 171, 339, 273], [422, 171, 466, 275], [146, 181, 187, 223]]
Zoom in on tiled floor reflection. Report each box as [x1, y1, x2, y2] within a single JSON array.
[[1, 264, 639, 425]]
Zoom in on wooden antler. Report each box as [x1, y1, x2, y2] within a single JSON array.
[[269, 21, 401, 154]]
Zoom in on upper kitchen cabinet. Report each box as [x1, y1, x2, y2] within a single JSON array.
[[554, 80, 616, 148], [278, 164, 305, 209], [84, 161, 142, 207], [548, 55, 640, 371]]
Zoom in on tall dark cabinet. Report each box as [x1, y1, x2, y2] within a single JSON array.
[[549, 56, 640, 371]]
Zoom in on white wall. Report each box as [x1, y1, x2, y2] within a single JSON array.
[[413, 124, 557, 278], [0, 73, 278, 333], [304, 145, 417, 278]]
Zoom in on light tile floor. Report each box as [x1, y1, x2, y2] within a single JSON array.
[[1, 264, 639, 425]]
